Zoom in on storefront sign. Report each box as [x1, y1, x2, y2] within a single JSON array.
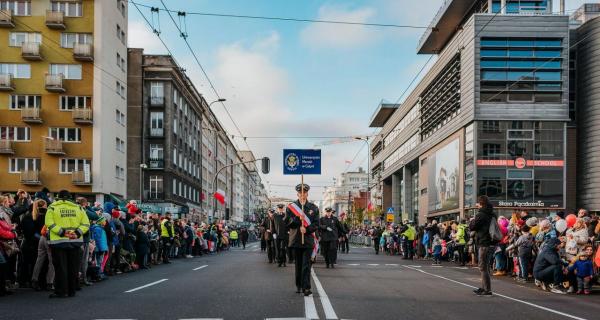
[[496, 200, 560, 208], [477, 160, 515, 166], [477, 159, 564, 167], [515, 157, 526, 169]]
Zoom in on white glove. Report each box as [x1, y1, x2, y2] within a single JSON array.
[[327, 227, 332, 232]]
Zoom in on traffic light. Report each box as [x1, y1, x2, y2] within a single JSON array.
[[261, 157, 270, 174], [225, 208, 230, 220]]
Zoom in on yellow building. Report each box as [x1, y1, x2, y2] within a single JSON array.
[[0, 0, 128, 202]]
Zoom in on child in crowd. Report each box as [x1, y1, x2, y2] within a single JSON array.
[[432, 234, 442, 266], [513, 225, 534, 282], [90, 217, 109, 280], [567, 245, 594, 295]]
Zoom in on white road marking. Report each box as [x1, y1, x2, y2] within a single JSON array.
[[265, 318, 310, 320], [252, 248, 260, 252], [367, 264, 379, 266], [179, 318, 224, 320], [454, 267, 468, 270], [304, 295, 319, 320], [193, 265, 208, 271], [385, 264, 399, 266], [403, 266, 588, 320], [124, 278, 168, 293], [347, 263, 360, 266], [407, 265, 422, 268], [311, 268, 338, 320]]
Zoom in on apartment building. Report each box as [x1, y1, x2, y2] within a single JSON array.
[[0, 0, 128, 202], [370, 0, 570, 224]]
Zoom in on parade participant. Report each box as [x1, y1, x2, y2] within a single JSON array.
[[286, 184, 319, 296], [338, 212, 350, 254], [372, 226, 382, 255], [240, 227, 249, 249], [273, 204, 288, 267], [261, 209, 276, 264], [320, 208, 342, 268], [160, 213, 174, 264], [44, 190, 90, 298], [402, 221, 417, 260]]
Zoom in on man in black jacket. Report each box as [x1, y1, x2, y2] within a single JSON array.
[[261, 209, 276, 263], [286, 184, 319, 296], [469, 195, 497, 296], [533, 237, 566, 294], [320, 208, 343, 268], [273, 204, 288, 267]]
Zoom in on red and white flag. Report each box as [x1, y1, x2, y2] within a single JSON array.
[[214, 189, 225, 205], [345, 160, 352, 165], [367, 201, 374, 212], [287, 202, 319, 258]]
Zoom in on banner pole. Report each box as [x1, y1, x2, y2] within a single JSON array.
[[301, 174, 305, 245]]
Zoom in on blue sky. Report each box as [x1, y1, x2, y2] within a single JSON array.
[[128, 0, 590, 200]]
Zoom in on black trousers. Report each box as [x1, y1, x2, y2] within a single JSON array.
[[535, 264, 563, 286], [275, 239, 287, 264], [404, 240, 414, 259], [287, 246, 295, 263], [293, 247, 312, 290], [51, 246, 81, 296], [373, 238, 380, 254], [322, 241, 335, 265], [266, 240, 276, 262], [339, 236, 349, 253], [161, 238, 171, 263], [455, 244, 465, 265]]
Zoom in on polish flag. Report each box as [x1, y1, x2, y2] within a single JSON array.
[[214, 189, 225, 205], [287, 202, 319, 258], [345, 160, 352, 165], [367, 201, 374, 212]]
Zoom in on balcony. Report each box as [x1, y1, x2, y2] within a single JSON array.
[[21, 42, 42, 60], [44, 139, 65, 155], [0, 74, 14, 91], [72, 171, 92, 185], [73, 43, 93, 62], [149, 96, 165, 107], [150, 128, 164, 137], [148, 158, 164, 169], [0, 140, 14, 154], [21, 108, 42, 124], [72, 108, 93, 124], [45, 74, 65, 93], [20, 170, 41, 185], [45, 10, 65, 29], [0, 9, 14, 28]]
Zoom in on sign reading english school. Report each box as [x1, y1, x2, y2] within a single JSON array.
[[283, 149, 321, 175]]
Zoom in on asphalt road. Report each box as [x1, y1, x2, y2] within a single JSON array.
[[2, 242, 599, 320]]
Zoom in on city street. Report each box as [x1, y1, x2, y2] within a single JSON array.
[[3, 243, 599, 320]]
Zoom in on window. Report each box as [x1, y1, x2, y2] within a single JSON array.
[[116, 53, 121, 68], [120, 57, 125, 72], [115, 137, 125, 152], [173, 118, 178, 134], [9, 32, 41, 46], [173, 148, 178, 166], [0, 126, 30, 141], [8, 158, 38, 173], [119, 1, 126, 17], [0, 1, 31, 16], [116, 24, 125, 44], [59, 158, 90, 173], [115, 81, 125, 97], [49, 64, 82, 80], [172, 178, 177, 194], [48, 127, 81, 142], [115, 165, 125, 180], [115, 109, 125, 125], [60, 33, 92, 48], [507, 169, 534, 180], [150, 144, 163, 159], [51, 1, 82, 17], [9, 95, 40, 110], [0, 63, 31, 78], [150, 112, 164, 136], [150, 82, 164, 104], [59, 96, 90, 110]]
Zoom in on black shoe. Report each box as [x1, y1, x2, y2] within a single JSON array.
[[303, 289, 312, 296], [278, 263, 282, 267], [473, 288, 484, 295], [296, 287, 302, 293], [476, 291, 492, 296], [326, 264, 330, 268], [49, 293, 67, 299]]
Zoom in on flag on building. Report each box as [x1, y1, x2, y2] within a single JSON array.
[[345, 160, 352, 164], [214, 189, 225, 205]]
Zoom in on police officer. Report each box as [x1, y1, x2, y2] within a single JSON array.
[[45, 190, 90, 298], [160, 212, 174, 264], [286, 184, 319, 296], [320, 208, 343, 268], [261, 209, 276, 263], [273, 204, 288, 267]]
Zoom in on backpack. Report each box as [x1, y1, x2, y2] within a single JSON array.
[[489, 216, 502, 242]]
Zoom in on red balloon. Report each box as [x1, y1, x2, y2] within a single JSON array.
[[566, 214, 577, 228]]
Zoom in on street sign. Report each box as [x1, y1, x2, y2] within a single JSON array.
[[386, 214, 394, 222], [283, 149, 321, 175], [387, 207, 394, 214]]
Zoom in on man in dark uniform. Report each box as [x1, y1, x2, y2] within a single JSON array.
[[273, 204, 288, 267], [320, 208, 343, 268], [339, 213, 350, 254], [286, 183, 319, 296], [261, 209, 276, 263]]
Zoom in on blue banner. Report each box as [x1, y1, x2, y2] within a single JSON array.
[[283, 149, 321, 175]]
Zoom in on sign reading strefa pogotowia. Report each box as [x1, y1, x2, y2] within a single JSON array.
[[283, 149, 321, 175]]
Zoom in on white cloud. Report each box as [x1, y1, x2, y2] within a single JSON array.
[[127, 21, 166, 54], [300, 4, 378, 49]]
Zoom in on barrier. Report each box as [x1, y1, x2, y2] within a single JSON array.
[[349, 235, 372, 247]]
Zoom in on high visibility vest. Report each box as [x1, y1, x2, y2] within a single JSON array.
[[161, 219, 174, 238], [45, 200, 90, 246], [230, 230, 238, 240]]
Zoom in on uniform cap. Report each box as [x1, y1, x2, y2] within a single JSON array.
[[277, 204, 285, 209], [57, 189, 71, 200], [295, 184, 310, 192], [325, 207, 333, 212]]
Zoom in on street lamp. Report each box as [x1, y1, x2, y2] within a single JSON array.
[[354, 137, 370, 224], [140, 163, 148, 202], [208, 98, 226, 108]]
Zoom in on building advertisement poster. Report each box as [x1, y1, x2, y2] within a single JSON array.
[[428, 139, 460, 212]]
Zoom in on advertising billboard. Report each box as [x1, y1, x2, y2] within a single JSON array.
[[428, 139, 460, 212]]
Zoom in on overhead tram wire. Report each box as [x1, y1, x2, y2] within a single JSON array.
[[129, 1, 431, 30]]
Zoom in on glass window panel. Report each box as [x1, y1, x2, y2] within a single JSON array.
[[535, 71, 561, 81], [534, 168, 562, 180], [481, 82, 507, 90], [481, 92, 506, 103], [508, 39, 534, 47], [482, 71, 507, 81], [535, 60, 561, 68], [507, 60, 535, 68], [535, 93, 561, 103], [534, 141, 563, 159], [508, 130, 534, 140], [507, 71, 533, 81], [535, 50, 561, 58], [508, 92, 534, 102], [481, 49, 507, 57], [507, 140, 533, 159], [534, 180, 562, 202], [481, 60, 507, 68], [536, 83, 561, 91], [535, 39, 561, 47], [507, 170, 533, 180], [509, 50, 534, 57], [512, 82, 534, 90], [507, 180, 534, 201], [481, 38, 507, 47]]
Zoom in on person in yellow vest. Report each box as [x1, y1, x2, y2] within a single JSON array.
[[45, 190, 90, 298], [160, 212, 175, 264], [401, 221, 417, 260], [230, 229, 239, 247]]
